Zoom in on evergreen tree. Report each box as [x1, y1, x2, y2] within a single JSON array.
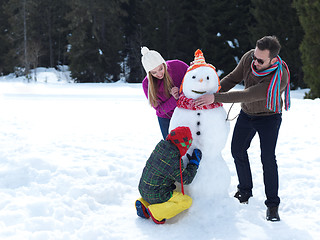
[[0, 0, 15, 75], [121, 0, 144, 83], [197, 0, 253, 78], [170, 0, 202, 63], [227, 0, 255, 60], [294, 0, 320, 99], [250, 0, 305, 89], [124, 0, 255, 83], [5, 0, 70, 78], [67, 0, 127, 83], [32, 0, 70, 67], [5, 0, 37, 75], [124, 0, 200, 82], [134, 0, 186, 59]]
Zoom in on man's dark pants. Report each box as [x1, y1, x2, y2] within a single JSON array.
[[231, 110, 282, 207]]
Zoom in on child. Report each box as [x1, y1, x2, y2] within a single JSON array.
[[135, 126, 202, 224]]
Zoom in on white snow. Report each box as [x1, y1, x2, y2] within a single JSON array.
[[0, 68, 319, 240]]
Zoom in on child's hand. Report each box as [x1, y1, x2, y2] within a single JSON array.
[[187, 149, 202, 168]]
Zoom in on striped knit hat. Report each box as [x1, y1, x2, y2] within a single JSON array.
[[180, 49, 221, 92], [188, 49, 216, 72]]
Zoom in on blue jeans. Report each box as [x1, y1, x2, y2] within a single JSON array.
[[157, 117, 171, 139], [231, 110, 282, 207]]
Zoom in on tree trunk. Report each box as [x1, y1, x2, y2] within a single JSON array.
[[23, 0, 29, 76]]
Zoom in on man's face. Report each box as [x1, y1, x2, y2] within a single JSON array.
[[252, 47, 274, 71]]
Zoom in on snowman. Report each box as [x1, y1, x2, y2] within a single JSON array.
[[169, 49, 230, 205]]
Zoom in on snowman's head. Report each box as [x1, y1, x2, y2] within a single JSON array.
[[181, 49, 221, 99], [182, 66, 220, 99]]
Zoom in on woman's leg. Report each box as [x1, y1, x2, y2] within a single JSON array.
[[157, 117, 171, 139]]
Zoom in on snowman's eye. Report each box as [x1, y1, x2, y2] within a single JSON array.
[[192, 76, 196, 79], [207, 76, 210, 80]]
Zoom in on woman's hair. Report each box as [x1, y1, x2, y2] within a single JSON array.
[[147, 63, 174, 107]]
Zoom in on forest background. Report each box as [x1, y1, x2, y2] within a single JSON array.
[[0, 0, 319, 98]]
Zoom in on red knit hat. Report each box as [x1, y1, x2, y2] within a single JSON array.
[[166, 126, 193, 195], [166, 126, 192, 157]]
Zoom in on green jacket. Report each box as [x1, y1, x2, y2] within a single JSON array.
[[138, 140, 198, 204]]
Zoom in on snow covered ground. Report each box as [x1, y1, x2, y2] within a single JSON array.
[[0, 68, 319, 240]]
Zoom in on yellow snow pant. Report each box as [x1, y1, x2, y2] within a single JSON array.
[[147, 191, 192, 221]]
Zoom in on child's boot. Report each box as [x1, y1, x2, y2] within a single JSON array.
[[135, 198, 150, 219]]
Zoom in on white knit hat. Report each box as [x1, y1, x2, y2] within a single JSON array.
[[141, 46, 166, 73]]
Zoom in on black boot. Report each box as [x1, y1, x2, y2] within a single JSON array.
[[266, 206, 280, 221], [234, 189, 252, 204]]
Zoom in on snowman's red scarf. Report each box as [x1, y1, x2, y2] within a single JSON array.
[[177, 93, 223, 110]]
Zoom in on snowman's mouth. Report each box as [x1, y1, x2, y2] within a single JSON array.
[[192, 90, 206, 94]]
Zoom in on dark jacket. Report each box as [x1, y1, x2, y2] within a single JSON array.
[[138, 140, 198, 204]]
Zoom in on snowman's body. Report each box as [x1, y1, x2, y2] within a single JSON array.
[[169, 54, 230, 203]]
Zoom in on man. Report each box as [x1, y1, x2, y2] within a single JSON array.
[[195, 36, 290, 222]]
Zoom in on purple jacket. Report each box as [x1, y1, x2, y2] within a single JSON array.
[[142, 60, 189, 119]]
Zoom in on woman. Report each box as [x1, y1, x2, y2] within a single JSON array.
[[141, 46, 188, 139]]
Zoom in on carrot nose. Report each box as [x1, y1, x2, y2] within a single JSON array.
[[199, 78, 203, 83]]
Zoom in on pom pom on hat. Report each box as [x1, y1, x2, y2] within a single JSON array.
[[141, 47, 149, 56], [141, 46, 166, 73], [166, 126, 193, 157], [194, 49, 206, 65]]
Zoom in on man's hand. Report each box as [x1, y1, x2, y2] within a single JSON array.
[[194, 94, 215, 107]]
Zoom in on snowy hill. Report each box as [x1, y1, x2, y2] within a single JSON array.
[[0, 69, 319, 240]]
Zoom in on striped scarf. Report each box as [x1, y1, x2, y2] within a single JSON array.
[[251, 55, 291, 113], [177, 94, 223, 110]]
